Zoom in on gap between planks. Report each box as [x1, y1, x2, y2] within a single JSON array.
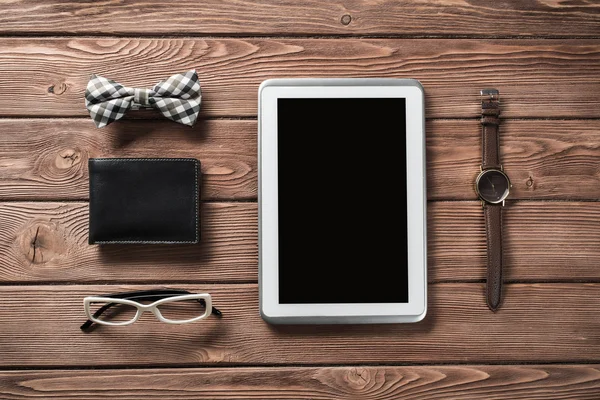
[[3, 279, 600, 287], [3, 116, 600, 121], [0, 361, 600, 371], [0, 33, 600, 40]]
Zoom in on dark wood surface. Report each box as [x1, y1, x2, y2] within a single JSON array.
[[0, 39, 599, 118], [1, 365, 599, 400], [1, 284, 600, 366], [0, 1, 599, 398], [0, 0, 598, 36], [1, 201, 600, 283], [2, 119, 599, 201]]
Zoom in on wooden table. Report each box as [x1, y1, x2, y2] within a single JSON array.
[[0, 1, 599, 398]]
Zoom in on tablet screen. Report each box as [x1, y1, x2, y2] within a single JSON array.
[[278, 98, 408, 304]]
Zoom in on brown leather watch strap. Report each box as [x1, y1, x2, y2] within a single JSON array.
[[480, 89, 504, 311], [481, 91, 501, 169], [484, 204, 503, 311]]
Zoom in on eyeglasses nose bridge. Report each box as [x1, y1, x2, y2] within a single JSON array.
[[134, 302, 156, 317]]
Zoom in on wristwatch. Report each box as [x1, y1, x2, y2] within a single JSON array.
[[474, 89, 511, 312]]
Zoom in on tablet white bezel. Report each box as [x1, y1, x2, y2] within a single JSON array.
[[259, 79, 426, 323]]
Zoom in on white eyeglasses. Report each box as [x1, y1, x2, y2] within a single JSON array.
[[81, 289, 222, 330]]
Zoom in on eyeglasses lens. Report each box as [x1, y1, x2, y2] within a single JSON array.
[[90, 301, 138, 323], [157, 299, 207, 322]]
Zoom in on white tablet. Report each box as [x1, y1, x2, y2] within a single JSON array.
[[258, 78, 427, 324]]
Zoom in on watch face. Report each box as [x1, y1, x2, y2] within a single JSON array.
[[476, 169, 511, 203]]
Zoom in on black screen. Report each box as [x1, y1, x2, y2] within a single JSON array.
[[278, 98, 408, 304]]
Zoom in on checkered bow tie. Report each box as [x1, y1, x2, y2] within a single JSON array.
[[85, 70, 201, 128]]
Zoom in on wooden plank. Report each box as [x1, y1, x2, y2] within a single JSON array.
[[0, 39, 599, 118], [0, 0, 599, 37], [0, 119, 256, 201], [428, 119, 600, 201], [1, 119, 598, 201], [428, 201, 600, 282], [0, 283, 599, 366], [1, 201, 598, 283], [0, 202, 257, 282], [1, 365, 599, 400]]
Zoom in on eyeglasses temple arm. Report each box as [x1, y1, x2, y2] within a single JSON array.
[[198, 299, 222, 316], [80, 302, 116, 330]]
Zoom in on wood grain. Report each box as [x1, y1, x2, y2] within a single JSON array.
[[0, 283, 599, 366], [0, 202, 257, 283], [1, 119, 598, 201], [0, 0, 599, 37], [428, 119, 600, 201], [429, 201, 600, 281], [0, 0, 598, 390], [0, 39, 599, 118], [1, 365, 599, 399], [0, 201, 598, 283], [0, 119, 256, 201]]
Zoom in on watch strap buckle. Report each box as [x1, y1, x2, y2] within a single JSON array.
[[480, 89, 499, 101]]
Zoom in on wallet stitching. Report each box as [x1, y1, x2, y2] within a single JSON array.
[[90, 158, 199, 244]]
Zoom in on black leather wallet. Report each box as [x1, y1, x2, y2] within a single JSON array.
[[88, 158, 200, 244]]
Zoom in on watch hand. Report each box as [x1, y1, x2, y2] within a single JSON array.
[[487, 176, 496, 192], [485, 176, 500, 198]]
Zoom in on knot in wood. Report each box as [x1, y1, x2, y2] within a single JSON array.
[[526, 176, 534, 188], [346, 367, 370, 388], [55, 149, 82, 169], [19, 221, 66, 265], [48, 82, 68, 95]]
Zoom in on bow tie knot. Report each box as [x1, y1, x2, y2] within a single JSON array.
[[133, 88, 152, 109], [85, 70, 202, 128]]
